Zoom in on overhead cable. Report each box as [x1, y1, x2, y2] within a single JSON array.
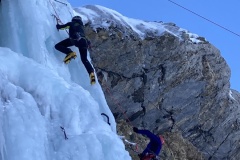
[[168, 0, 240, 38]]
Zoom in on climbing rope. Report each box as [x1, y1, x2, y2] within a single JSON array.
[[48, 0, 69, 34], [78, 76, 140, 150], [48, 0, 62, 24], [100, 82, 141, 151], [103, 83, 135, 127]]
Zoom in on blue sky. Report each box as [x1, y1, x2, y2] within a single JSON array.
[[68, 0, 239, 92]]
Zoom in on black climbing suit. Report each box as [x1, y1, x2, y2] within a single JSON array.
[[55, 19, 93, 75]]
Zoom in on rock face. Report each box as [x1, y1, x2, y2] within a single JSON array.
[[80, 5, 240, 160]]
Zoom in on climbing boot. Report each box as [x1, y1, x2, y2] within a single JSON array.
[[64, 52, 77, 64], [90, 72, 96, 85]]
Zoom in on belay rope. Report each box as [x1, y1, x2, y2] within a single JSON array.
[[103, 83, 134, 127], [101, 83, 140, 152]]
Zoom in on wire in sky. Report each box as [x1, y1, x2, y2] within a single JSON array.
[[168, 0, 240, 38]]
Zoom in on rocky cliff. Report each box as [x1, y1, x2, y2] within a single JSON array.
[[77, 5, 240, 160]]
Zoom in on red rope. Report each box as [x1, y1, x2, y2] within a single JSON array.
[[48, 0, 62, 24], [48, 0, 69, 34], [101, 83, 142, 152], [103, 83, 135, 127]]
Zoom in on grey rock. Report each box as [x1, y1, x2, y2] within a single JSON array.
[[79, 5, 240, 160]]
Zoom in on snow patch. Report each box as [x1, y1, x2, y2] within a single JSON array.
[[229, 90, 236, 101], [75, 5, 204, 42]]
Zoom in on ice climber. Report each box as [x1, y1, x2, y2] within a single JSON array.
[[133, 127, 165, 160], [55, 15, 95, 85]]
